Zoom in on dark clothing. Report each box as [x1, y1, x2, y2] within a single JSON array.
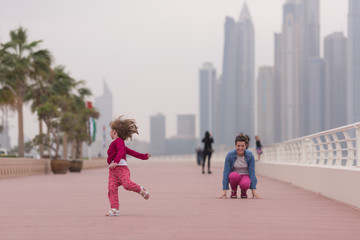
[[202, 137, 214, 152], [202, 136, 214, 171], [196, 148, 203, 165], [203, 150, 212, 170], [256, 140, 263, 155]]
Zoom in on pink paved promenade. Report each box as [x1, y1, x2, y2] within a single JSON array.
[[1, 159, 360, 240]]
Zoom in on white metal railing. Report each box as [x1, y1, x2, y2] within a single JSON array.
[[262, 122, 360, 168]]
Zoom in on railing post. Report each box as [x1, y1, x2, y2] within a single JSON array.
[[301, 140, 306, 164], [356, 125, 360, 167]]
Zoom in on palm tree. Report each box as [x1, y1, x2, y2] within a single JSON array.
[[32, 66, 89, 159], [0, 27, 51, 157], [50, 66, 77, 159], [61, 85, 99, 159], [25, 67, 53, 157]]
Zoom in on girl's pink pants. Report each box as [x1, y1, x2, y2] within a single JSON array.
[[228, 172, 251, 191], [108, 166, 141, 209]]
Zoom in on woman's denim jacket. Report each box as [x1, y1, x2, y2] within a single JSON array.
[[222, 149, 257, 190]]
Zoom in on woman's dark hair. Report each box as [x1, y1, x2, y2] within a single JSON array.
[[205, 131, 210, 138], [235, 135, 248, 144]]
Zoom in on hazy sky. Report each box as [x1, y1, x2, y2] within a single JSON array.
[[0, 0, 348, 146]]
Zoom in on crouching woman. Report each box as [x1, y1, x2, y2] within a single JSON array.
[[218, 135, 259, 199]]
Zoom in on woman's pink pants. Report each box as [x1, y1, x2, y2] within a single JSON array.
[[228, 172, 251, 192]]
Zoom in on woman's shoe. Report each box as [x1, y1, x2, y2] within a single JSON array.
[[230, 190, 237, 199], [241, 190, 248, 199], [208, 170, 212, 174]]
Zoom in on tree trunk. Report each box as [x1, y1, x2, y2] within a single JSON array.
[[50, 125, 60, 159], [39, 119, 44, 157], [71, 141, 76, 160], [63, 133, 68, 159], [47, 128, 51, 157], [16, 98, 24, 157], [75, 138, 81, 159]]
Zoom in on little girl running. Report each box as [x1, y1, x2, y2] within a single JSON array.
[[106, 115, 151, 216]]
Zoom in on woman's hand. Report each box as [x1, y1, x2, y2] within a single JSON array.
[[217, 190, 227, 199], [251, 189, 260, 199], [146, 153, 151, 159]]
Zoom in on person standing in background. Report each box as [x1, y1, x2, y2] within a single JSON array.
[[255, 135, 263, 161], [245, 134, 250, 149], [202, 131, 214, 174]]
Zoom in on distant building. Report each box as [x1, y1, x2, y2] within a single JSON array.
[[219, 3, 255, 147], [87, 80, 113, 158], [126, 139, 149, 154], [347, 0, 360, 123], [199, 63, 216, 140], [279, 0, 320, 140], [161, 114, 197, 155], [177, 114, 195, 139], [150, 113, 166, 155], [307, 58, 325, 135], [273, 32, 282, 143], [324, 32, 347, 129], [165, 137, 196, 155], [280, 0, 303, 140], [257, 66, 275, 145]]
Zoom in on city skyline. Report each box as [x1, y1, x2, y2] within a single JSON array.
[[199, 0, 358, 147], [0, 0, 349, 147]]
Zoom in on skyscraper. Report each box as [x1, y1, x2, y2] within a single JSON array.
[[307, 58, 325, 135], [150, 113, 166, 155], [347, 0, 360, 123], [236, 3, 255, 146], [273, 33, 283, 143], [93, 81, 113, 157], [324, 32, 347, 129], [219, 17, 237, 147], [219, 3, 255, 147], [257, 66, 275, 145], [280, 0, 302, 140], [279, 0, 320, 140], [300, 0, 320, 136], [199, 63, 216, 139]]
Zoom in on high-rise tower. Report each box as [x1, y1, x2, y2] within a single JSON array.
[[93, 80, 113, 157], [324, 32, 347, 129], [257, 66, 275, 145], [199, 63, 216, 139], [279, 0, 320, 140], [219, 3, 255, 147], [280, 0, 302, 140], [347, 0, 360, 123], [236, 3, 255, 146]]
